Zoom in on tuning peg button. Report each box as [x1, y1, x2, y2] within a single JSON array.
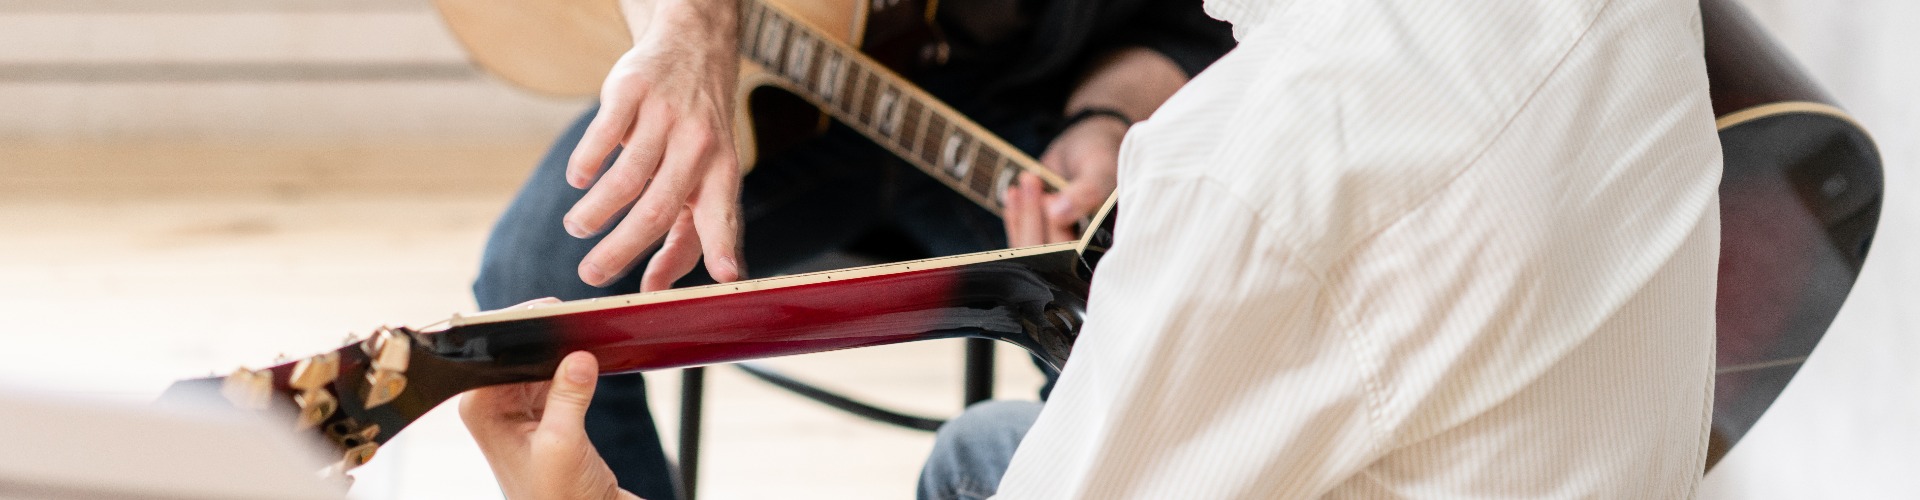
[[293, 389, 337, 430], [219, 368, 273, 410], [361, 327, 412, 409], [289, 352, 340, 391], [364, 371, 407, 409], [343, 442, 379, 468], [365, 327, 410, 373]]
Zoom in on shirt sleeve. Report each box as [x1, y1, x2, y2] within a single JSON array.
[[992, 173, 1384, 499]]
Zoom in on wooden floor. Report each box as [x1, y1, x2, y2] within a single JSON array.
[[0, 140, 1045, 499]]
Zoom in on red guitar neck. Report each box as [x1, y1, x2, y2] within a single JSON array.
[[424, 247, 1089, 393]]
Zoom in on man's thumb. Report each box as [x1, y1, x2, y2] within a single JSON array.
[[538, 351, 600, 434]]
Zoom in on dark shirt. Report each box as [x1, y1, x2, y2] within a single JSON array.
[[933, 0, 1236, 124]]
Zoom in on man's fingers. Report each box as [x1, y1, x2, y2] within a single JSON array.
[[535, 352, 600, 439], [641, 213, 703, 292], [460, 380, 548, 439], [1046, 178, 1112, 222], [461, 295, 564, 431], [690, 155, 743, 283], [578, 224, 650, 288], [576, 124, 710, 286], [1040, 194, 1079, 243], [1038, 146, 1066, 176], [1020, 174, 1050, 246], [566, 107, 672, 239], [1005, 173, 1049, 248], [568, 96, 643, 189], [1039, 180, 1108, 241]]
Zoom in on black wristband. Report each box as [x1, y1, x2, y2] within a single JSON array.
[[1059, 107, 1134, 133]]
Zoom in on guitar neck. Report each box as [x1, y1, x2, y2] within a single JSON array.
[[158, 242, 1091, 475], [435, 244, 1088, 384], [736, 0, 1065, 215]]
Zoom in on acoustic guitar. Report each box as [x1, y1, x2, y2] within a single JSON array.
[[163, 0, 1879, 479], [434, 0, 1068, 213]]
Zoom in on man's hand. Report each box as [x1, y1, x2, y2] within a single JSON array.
[[566, 0, 744, 291], [1005, 116, 1129, 247], [1003, 47, 1187, 248], [462, 350, 641, 500]]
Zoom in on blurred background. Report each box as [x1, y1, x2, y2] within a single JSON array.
[[0, 0, 1910, 498]]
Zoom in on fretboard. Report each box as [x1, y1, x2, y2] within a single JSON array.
[[736, 0, 1064, 215]]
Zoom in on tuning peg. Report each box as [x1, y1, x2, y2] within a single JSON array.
[[219, 368, 273, 410], [289, 352, 340, 391], [342, 332, 362, 345], [289, 351, 343, 428], [361, 327, 411, 409], [319, 442, 379, 482], [293, 389, 337, 430], [353, 423, 380, 443], [366, 328, 409, 373], [343, 442, 379, 468]]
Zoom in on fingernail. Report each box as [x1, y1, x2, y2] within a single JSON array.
[[581, 262, 607, 286], [563, 355, 593, 384], [722, 256, 744, 280], [564, 218, 591, 238]]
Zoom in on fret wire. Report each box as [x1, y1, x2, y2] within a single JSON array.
[[801, 37, 828, 100], [919, 113, 946, 168], [732, 1, 1034, 213], [841, 64, 866, 116], [782, 29, 813, 81], [993, 158, 1019, 207], [738, 2, 762, 56], [865, 80, 885, 132], [855, 72, 880, 128], [818, 49, 846, 108], [870, 82, 889, 136], [968, 146, 1001, 199], [899, 100, 925, 158], [756, 13, 787, 68], [939, 128, 974, 181], [875, 84, 904, 139]]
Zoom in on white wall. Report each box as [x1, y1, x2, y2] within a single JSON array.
[[0, 0, 584, 142], [1701, 0, 1920, 497]]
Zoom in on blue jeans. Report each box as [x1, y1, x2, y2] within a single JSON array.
[[473, 104, 1019, 498], [918, 400, 1045, 500]]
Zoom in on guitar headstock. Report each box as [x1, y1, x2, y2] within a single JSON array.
[[160, 326, 443, 478]]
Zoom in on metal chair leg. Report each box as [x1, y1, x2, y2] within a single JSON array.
[[677, 367, 705, 500], [964, 339, 995, 406]]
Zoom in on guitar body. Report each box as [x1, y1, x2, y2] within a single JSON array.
[[429, 0, 867, 97], [730, 0, 940, 170], [1699, 0, 1882, 469], [434, 0, 1061, 214], [431, 0, 875, 169]]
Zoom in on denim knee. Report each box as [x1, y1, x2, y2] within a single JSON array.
[[919, 400, 1043, 500]]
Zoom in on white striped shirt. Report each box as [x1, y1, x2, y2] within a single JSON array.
[[994, 0, 1720, 497]]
